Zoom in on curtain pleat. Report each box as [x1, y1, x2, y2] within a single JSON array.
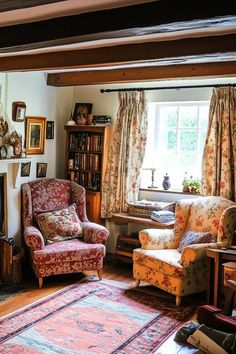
[[201, 87, 236, 201], [101, 91, 148, 218]]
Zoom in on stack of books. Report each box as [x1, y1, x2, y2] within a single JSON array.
[[151, 210, 175, 223], [93, 115, 111, 125]]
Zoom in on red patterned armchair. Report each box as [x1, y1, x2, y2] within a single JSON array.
[[22, 178, 109, 288]]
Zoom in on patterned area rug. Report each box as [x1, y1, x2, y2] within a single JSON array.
[[0, 279, 199, 353]]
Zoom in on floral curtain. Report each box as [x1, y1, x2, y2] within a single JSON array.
[[101, 91, 148, 218], [201, 87, 236, 201]]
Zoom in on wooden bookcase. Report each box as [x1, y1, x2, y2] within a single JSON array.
[[64, 125, 111, 224]]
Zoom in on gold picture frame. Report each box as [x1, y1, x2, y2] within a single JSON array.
[[25, 117, 46, 155]]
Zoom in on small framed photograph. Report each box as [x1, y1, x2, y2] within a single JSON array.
[[46, 121, 54, 139], [36, 163, 47, 178], [21, 162, 31, 177], [73, 103, 93, 123], [12, 101, 26, 122], [25, 116, 46, 155]]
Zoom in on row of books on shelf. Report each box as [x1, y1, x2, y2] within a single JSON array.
[[69, 133, 103, 152], [69, 170, 100, 191], [68, 153, 101, 171]]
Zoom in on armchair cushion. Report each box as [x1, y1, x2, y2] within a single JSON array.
[[36, 204, 82, 244], [133, 248, 183, 277], [33, 239, 105, 265], [178, 230, 214, 253]]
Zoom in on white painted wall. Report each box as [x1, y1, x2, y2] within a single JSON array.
[[0, 72, 73, 245]]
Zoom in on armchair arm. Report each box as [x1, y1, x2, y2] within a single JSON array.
[[24, 226, 45, 251], [139, 228, 178, 250], [82, 221, 109, 244], [180, 242, 222, 267]]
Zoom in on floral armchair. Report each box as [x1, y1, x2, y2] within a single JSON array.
[[133, 196, 236, 306], [22, 178, 109, 288]]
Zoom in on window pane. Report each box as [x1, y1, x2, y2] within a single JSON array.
[[179, 106, 198, 128], [199, 105, 209, 129], [160, 130, 176, 151], [199, 129, 207, 151], [160, 106, 177, 128], [141, 101, 209, 191], [179, 130, 197, 152]]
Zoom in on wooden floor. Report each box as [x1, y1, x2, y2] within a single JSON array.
[[0, 259, 199, 353]]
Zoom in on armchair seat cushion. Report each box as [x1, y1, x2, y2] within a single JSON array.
[[33, 239, 105, 265], [133, 248, 184, 278]]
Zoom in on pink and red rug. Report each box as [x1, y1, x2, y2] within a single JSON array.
[[0, 280, 198, 353]]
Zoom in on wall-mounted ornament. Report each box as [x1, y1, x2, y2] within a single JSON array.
[[9, 130, 22, 157], [12, 101, 26, 122], [0, 117, 8, 137], [46, 121, 54, 139]]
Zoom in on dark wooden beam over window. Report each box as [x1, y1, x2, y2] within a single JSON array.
[[0, 0, 235, 52], [47, 61, 236, 86]]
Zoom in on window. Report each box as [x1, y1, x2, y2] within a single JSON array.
[[140, 101, 209, 191]]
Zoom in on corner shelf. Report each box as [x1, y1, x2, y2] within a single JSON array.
[[0, 157, 32, 188]]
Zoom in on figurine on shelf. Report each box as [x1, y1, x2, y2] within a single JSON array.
[[76, 114, 86, 125], [0, 116, 8, 137], [8, 130, 22, 158]]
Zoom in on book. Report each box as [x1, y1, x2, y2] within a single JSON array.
[[151, 210, 175, 223]]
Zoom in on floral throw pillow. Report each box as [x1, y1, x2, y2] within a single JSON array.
[[36, 203, 82, 244], [178, 230, 214, 253]]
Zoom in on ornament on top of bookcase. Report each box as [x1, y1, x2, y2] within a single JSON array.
[[67, 111, 76, 126]]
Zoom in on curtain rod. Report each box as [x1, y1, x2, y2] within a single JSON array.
[[100, 83, 236, 93]]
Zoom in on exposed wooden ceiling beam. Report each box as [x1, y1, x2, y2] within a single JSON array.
[[47, 61, 236, 86], [0, 0, 63, 13], [0, 0, 235, 52], [0, 33, 236, 72]]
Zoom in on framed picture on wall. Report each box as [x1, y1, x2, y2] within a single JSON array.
[[12, 101, 26, 122], [46, 121, 54, 139], [73, 103, 93, 123], [21, 162, 31, 177], [25, 116, 46, 155], [36, 163, 47, 178]]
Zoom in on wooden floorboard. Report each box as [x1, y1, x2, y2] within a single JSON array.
[[0, 259, 199, 353]]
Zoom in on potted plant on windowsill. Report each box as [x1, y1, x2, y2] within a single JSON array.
[[182, 175, 201, 194]]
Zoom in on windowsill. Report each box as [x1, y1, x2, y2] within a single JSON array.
[[139, 188, 202, 203], [139, 188, 201, 196]]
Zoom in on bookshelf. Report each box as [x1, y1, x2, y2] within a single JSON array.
[[64, 125, 111, 224]]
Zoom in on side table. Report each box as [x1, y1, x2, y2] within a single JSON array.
[[206, 248, 236, 307]]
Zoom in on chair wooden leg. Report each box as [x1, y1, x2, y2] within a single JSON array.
[[38, 277, 43, 288], [97, 269, 103, 280], [176, 296, 181, 306], [135, 279, 140, 287]]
